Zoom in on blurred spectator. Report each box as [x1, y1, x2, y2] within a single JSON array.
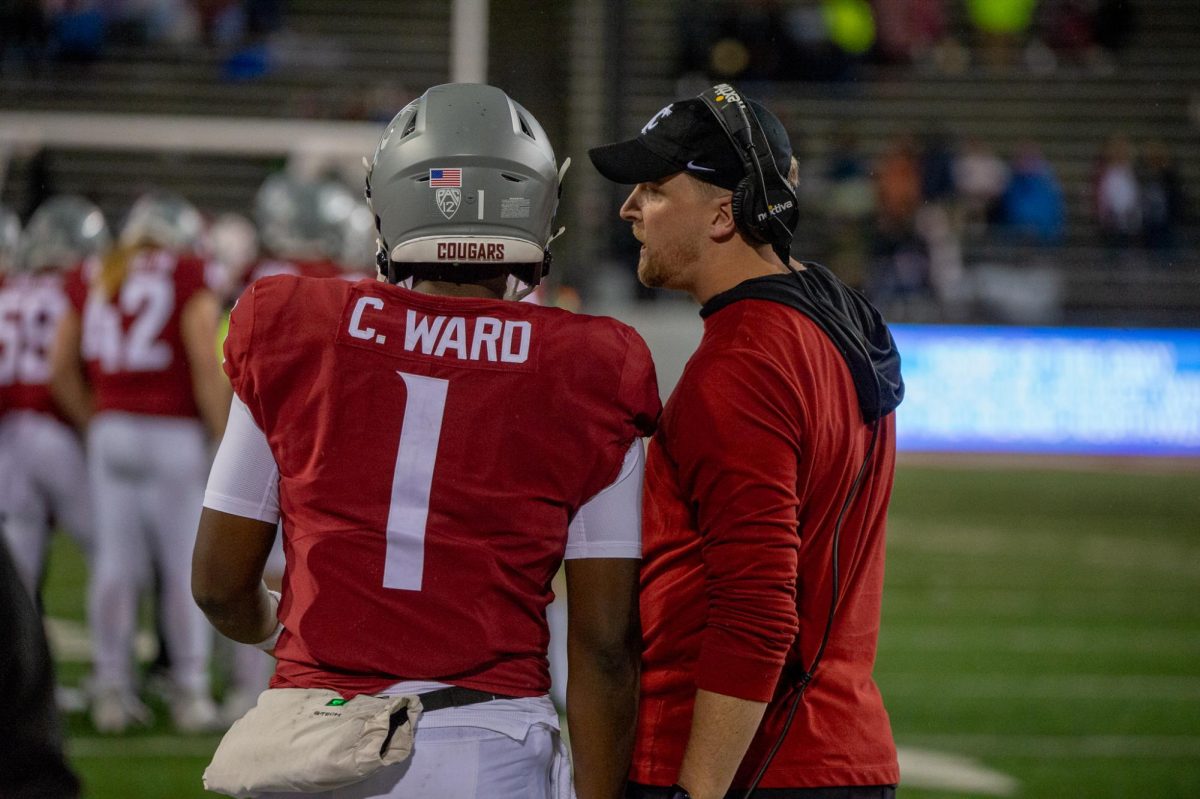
[[1034, 0, 1136, 74], [1038, 0, 1093, 68], [919, 126, 956, 204], [704, 0, 799, 81], [1091, 0, 1136, 58], [1001, 140, 1066, 245], [1139, 139, 1187, 256], [1093, 134, 1141, 250], [822, 126, 876, 288], [871, 0, 947, 65], [0, 0, 49, 75], [953, 135, 1009, 238], [966, 0, 1038, 68], [678, 0, 866, 83], [46, 0, 108, 64], [875, 133, 923, 237], [820, 0, 876, 65], [870, 133, 933, 316]]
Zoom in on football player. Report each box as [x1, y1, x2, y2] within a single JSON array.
[[338, 196, 386, 280], [0, 204, 22, 534], [0, 197, 107, 599], [244, 172, 358, 287], [49, 190, 230, 734], [192, 83, 660, 799], [217, 179, 364, 723]]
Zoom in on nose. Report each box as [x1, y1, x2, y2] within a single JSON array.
[[619, 186, 643, 223]]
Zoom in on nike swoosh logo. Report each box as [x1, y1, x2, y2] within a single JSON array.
[[687, 160, 716, 172]]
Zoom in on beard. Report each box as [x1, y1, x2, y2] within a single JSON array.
[[636, 235, 699, 290]]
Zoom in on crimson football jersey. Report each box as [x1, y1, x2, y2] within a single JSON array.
[[244, 258, 343, 288], [1, 269, 78, 418], [223, 275, 660, 697], [68, 248, 215, 418]]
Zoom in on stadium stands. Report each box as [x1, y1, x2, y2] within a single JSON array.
[[1, 0, 1197, 323]]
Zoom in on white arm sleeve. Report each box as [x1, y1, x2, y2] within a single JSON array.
[[203, 394, 280, 523], [564, 439, 644, 560]]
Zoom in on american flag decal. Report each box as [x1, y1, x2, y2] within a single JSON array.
[[429, 168, 462, 188]]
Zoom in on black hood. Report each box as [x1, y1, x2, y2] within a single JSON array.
[[700, 265, 904, 423]]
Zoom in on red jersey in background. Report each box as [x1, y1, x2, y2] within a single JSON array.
[[68, 249, 215, 419]]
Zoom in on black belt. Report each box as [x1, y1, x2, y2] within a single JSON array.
[[416, 686, 514, 713], [382, 686, 515, 755]]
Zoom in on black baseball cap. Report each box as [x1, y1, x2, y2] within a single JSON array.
[[588, 96, 792, 191]]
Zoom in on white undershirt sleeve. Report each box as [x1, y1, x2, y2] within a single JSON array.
[[203, 394, 280, 523], [563, 439, 645, 560]]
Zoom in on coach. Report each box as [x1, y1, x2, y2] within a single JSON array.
[[589, 84, 905, 799]]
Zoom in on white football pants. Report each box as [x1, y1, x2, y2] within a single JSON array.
[[0, 410, 93, 599], [87, 411, 213, 695], [262, 723, 573, 799]]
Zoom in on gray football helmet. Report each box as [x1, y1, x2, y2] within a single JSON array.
[[0, 206, 19, 274], [18, 195, 112, 272], [120, 190, 205, 252], [365, 83, 566, 289], [255, 173, 357, 261]]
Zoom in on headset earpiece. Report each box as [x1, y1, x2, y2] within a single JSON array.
[[697, 83, 798, 263], [730, 175, 760, 243]]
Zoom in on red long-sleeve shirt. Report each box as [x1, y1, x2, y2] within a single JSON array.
[[631, 296, 900, 789]]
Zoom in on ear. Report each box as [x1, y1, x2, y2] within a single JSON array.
[[708, 193, 737, 243]]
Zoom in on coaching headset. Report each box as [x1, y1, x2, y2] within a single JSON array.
[[696, 83, 800, 267], [688, 84, 883, 799]]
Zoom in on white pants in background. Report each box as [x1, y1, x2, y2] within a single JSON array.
[[86, 411, 213, 695], [0, 410, 94, 598]]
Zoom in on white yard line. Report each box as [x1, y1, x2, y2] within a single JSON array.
[[897, 747, 1019, 796]]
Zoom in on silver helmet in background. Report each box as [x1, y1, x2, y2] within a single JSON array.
[[254, 173, 357, 262], [0, 205, 20, 274], [340, 199, 381, 278], [18, 195, 112, 272], [120, 190, 205, 253], [365, 83, 566, 291]]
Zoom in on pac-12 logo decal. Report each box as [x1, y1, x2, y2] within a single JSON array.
[[436, 188, 461, 220]]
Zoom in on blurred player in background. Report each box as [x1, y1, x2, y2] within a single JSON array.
[[0, 197, 108, 600], [50, 190, 230, 734], [591, 85, 903, 799], [205, 211, 260, 309], [0, 204, 23, 516], [246, 172, 359, 286], [338, 196, 385, 280], [193, 82, 660, 799], [212, 176, 370, 724]]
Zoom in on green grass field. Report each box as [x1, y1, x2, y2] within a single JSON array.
[[38, 463, 1200, 798]]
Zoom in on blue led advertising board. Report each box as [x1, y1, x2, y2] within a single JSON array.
[[890, 325, 1200, 457]]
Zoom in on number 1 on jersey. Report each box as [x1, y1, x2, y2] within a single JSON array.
[[383, 371, 449, 590]]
